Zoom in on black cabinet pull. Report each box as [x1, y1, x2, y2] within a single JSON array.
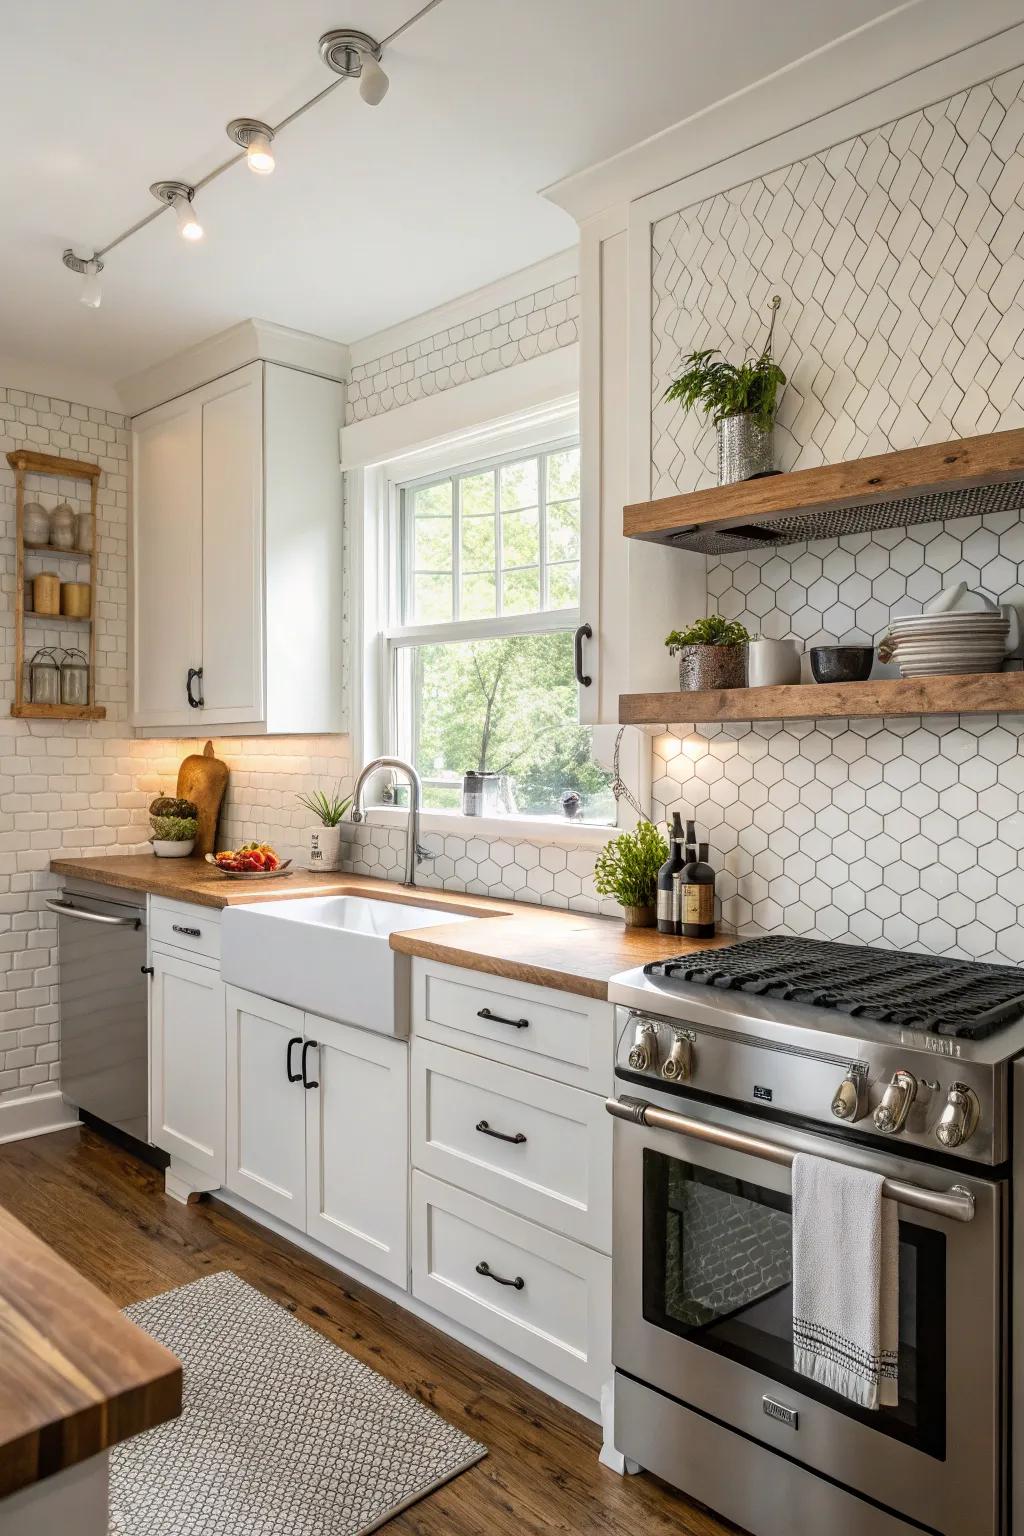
[[286, 1035, 302, 1083], [475, 1260, 524, 1290], [186, 667, 204, 708], [476, 1119, 526, 1145], [301, 1039, 319, 1089], [477, 1006, 529, 1030], [573, 622, 593, 687], [141, 965, 154, 977], [172, 923, 201, 938]]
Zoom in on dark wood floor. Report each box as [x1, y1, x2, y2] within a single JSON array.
[[0, 1125, 739, 1535]]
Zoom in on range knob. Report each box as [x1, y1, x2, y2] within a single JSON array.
[[936, 1082, 980, 1150], [831, 1070, 865, 1122], [627, 1021, 660, 1073], [873, 1069, 917, 1134], [661, 1034, 692, 1083]]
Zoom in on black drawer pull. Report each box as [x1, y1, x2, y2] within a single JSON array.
[[476, 1119, 526, 1145], [476, 1260, 524, 1290], [301, 1039, 319, 1089], [477, 1006, 529, 1030], [286, 1035, 302, 1083], [172, 923, 201, 938], [141, 965, 154, 977]]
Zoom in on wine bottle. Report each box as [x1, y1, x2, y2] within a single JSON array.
[[681, 837, 716, 940], [656, 812, 686, 935]]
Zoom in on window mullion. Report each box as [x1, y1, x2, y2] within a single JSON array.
[[494, 464, 503, 618], [451, 474, 460, 623], [539, 449, 548, 612]]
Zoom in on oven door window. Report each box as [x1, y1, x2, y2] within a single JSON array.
[[642, 1151, 946, 1458]]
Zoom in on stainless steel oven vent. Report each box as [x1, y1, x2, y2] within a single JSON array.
[[670, 478, 1024, 554]]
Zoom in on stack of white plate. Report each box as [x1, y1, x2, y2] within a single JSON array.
[[883, 612, 1009, 676]]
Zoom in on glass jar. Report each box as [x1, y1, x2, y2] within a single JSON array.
[[23, 501, 50, 548], [60, 649, 90, 708], [49, 503, 76, 550], [28, 648, 61, 706], [75, 510, 95, 553]]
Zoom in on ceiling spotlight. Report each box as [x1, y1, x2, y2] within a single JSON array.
[[319, 28, 388, 104], [62, 249, 104, 308], [150, 180, 204, 241], [227, 118, 276, 174]]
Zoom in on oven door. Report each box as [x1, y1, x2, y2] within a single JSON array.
[[612, 1089, 1004, 1536]]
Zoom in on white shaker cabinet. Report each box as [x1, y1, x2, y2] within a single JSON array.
[[132, 359, 345, 733], [149, 948, 226, 1185], [225, 988, 307, 1227]]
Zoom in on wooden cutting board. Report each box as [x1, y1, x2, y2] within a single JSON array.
[[176, 741, 229, 857]]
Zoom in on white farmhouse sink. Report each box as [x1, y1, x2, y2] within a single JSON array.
[[221, 895, 471, 1036]]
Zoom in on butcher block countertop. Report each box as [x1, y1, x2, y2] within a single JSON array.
[[0, 1204, 181, 1498], [50, 853, 733, 1000]]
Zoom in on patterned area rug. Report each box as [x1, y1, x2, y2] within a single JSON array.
[[110, 1271, 486, 1536]]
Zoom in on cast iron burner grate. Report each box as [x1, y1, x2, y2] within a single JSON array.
[[643, 936, 1024, 1040]]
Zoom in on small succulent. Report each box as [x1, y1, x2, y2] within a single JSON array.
[[665, 616, 751, 653], [297, 784, 352, 827]]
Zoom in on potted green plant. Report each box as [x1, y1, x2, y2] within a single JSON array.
[[149, 796, 199, 859], [593, 819, 669, 928], [666, 615, 751, 691], [663, 294, 786, 484], [297, 784, 352, 871]]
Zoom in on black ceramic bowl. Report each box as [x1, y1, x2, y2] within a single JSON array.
[[809, 645, 874, 684]]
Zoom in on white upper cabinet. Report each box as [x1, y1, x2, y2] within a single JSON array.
[[132, 355, 346, 733]]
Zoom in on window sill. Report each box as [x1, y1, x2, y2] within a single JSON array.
[[362, 805, 617, 849]]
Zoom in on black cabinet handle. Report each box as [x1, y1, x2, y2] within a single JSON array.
[[476, 1260, 524, 1290], [186, 667, 204, 708], [574, 622, 593, 687], [477, 1006, 529, 1030], [141, 965, 154, 977], [286, 1035, 302, 1083], [301, 1039, 319, 1089], [172, 923, 201, 938], [476, 1119, 526, 1145]]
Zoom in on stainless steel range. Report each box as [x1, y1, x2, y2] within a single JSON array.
[[606, 936, 1021, 1536]]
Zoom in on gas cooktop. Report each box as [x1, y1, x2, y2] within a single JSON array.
[[643, 935, 1024, 1041]]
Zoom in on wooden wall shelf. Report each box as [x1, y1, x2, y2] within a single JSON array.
[[11, 703, 106, 721], [624, 427, 1024, 552], [620, 672, 1024, 726]]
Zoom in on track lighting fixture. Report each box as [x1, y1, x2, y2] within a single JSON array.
[[318, 29, 389, 104], [62, 249, 104, 308], [150, 181, 204, 241], [227, 118, 276, 174]]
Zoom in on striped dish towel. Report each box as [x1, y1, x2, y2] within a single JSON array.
[[792, 1152, 898, 1410]]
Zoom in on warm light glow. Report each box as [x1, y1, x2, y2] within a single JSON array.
[[359, 51, 389, 105], [172, 191, 204, 241], [246, 128, 275, 175], [80, 262, 102, 309]]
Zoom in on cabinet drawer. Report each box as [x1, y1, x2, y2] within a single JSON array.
[[413, 960, 613, 1095], [412, 1040, 610, 1251], [151, 898, 221, 962], [412, 1172, 610, 1401]]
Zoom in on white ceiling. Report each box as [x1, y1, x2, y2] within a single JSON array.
[[2, 0, 900, 387]]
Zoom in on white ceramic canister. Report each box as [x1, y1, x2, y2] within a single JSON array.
[[747, 637, 801, 687], [306, 824, 343, 871]]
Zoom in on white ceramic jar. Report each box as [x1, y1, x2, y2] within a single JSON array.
[[305, 824, 343, 871], [747, 638, 801, 687]]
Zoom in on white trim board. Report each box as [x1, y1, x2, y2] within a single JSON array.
[[0, 1090, 79, 1145], [347, 249, 578, 371], [340, 346, 579, 471], [545, 0, 1024, 220]]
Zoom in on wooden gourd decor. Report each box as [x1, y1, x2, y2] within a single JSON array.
[[175, 741, 229, 857]]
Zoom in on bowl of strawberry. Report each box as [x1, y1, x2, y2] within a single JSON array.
[[206, 843, 292, 879]]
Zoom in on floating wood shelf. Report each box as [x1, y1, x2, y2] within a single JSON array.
[[624, 427, 1024, 553], [620, 672, 1024, 726], [11, 703, 106, 721]]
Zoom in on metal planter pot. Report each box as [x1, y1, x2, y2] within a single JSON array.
[[678, 644, 747, 692], [717, 412, 774, 485]]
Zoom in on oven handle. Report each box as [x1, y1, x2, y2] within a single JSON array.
[[607, 1095, 976, 1224]]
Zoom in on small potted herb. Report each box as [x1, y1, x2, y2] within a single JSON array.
[[663, 295, 786, 484], [149, 796, 199, 859], [666, 616, 751, 691], [297, 784, 352, 871], [593, 820, 669, 928]]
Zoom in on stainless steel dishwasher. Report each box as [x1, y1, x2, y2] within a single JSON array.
[[47, 888, 148, 1141]]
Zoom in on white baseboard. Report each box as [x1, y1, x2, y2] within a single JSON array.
[[0, 1090, 79, 1145]]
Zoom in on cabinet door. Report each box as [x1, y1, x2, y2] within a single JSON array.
[[200, 362, 265, 723], [132, 394, 203, 727], [225, 985, 306, 1225], [305, 1014, 408, 1287], [149, 950, 225, 1182]]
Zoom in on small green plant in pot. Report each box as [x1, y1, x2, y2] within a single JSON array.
[[666, 616, 751, 692], [297, 784, 353, 872], [663, 295, 786, 485], [149, 796, 199, 859], [593, 819, 669, 928]]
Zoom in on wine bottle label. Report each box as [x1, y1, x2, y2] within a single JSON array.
[[683, 883, 715, 926], [656, 887, 675, 922]]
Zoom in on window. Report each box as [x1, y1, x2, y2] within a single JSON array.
[[383, 437, 615, 824]]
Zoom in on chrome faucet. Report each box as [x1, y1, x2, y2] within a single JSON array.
[[349, 756, 431, 887]]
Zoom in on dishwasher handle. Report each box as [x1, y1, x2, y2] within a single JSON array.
[[45, 898, 142, 930]]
